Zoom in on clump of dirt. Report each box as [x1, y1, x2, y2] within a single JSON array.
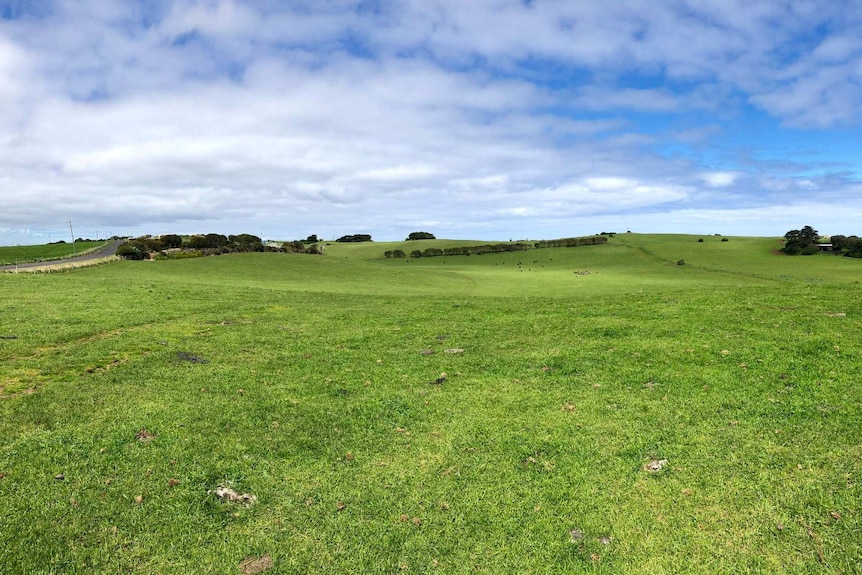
[[239, 554, 273, 574], [176, 351, 208, 364], [644, 458, 669, 472], [135, 428, 156, 443], [214, 486, 257, 506]]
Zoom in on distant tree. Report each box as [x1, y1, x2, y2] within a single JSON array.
[[161, 234, 182, 249], [336, 234, 372, 243], [228, 234, 263, 252], [406, 231, 436, 241], [830, 235, 847, 251], [305, 234, 319, 243], [783, 225, 819, 255], [410, 250, 422, 258], [392, 249, 406, 258]]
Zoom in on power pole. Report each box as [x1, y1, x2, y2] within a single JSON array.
[[68, 221, 76, 255]]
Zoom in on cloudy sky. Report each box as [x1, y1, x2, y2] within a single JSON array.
[[1, 0, 861, 244]]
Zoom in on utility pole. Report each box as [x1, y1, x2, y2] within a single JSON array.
[[68, 221, 76, 255]]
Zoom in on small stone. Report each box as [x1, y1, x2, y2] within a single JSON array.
[[54, 473, 65, 481]]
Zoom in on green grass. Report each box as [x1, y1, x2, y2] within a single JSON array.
[[1, 234, 861, 574], [0, 241, 108, 266]]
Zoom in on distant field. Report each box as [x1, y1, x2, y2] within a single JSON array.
[[1, 234, 860, 574], [0, 240, 108, 266]]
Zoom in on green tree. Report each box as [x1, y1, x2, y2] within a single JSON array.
[[783, 225, 819, 255], [406, 231, 436, 240]]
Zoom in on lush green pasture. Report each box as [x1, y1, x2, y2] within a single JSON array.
[[1, 235, 861, 574], [0, 241, 107, 266]]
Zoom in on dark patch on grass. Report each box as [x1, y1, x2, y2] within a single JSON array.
[[176, 351, 208, 364]]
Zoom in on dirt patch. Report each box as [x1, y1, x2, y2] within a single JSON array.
[[644, 458, 668, 472], [239, 554, 273, 575], [214, 486, 257, 506], [135, 429, 156, 443]]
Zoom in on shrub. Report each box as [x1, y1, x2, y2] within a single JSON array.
[[677, 259, 686, 266], [721, 238, 729, 242], [697, 238, 704, 242], [116, 245, 144, 260]]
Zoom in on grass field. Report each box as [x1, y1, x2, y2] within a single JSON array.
[[1, 234, 860, 574]]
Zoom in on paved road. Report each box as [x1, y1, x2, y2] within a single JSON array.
[[0, 239, 125, 271]]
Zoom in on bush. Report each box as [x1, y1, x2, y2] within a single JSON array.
[[721, 238, 729, 242], [697, 238, 704, 242], [116, 245, 144, 260]]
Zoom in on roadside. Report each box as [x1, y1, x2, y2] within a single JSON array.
[[0, 239, 125, 272]]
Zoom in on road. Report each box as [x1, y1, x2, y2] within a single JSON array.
[[0, 239, 125, 272]]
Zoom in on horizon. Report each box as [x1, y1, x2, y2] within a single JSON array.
[[1, 2, 861, 245]]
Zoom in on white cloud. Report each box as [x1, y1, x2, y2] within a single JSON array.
[[0, 1, 861, 244], [701, 172, 739, 187]]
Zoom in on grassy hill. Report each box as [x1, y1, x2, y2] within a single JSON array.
[[1, 234, 860, 574]]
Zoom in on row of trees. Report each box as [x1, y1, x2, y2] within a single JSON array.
[[826, 235, 862, 258], [118, 233, 265, 260], [384, 236, 608, 259]]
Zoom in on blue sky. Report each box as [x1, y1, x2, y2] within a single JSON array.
[[1, 0, 861, 244]]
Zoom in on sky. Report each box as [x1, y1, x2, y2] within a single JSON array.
[[1, 0, 861, 245]]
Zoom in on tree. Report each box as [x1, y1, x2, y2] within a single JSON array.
[[305, 234, 319, 243], [161, 234, 183, 249], [799, 225, 819, 244], [783, 225, 819, 255], [406, 231, 436, 241], [336, 234, 372, 243]]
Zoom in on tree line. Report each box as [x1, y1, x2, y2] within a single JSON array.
[[783, 225, 862, 257], [384, 236, 608, 259]]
